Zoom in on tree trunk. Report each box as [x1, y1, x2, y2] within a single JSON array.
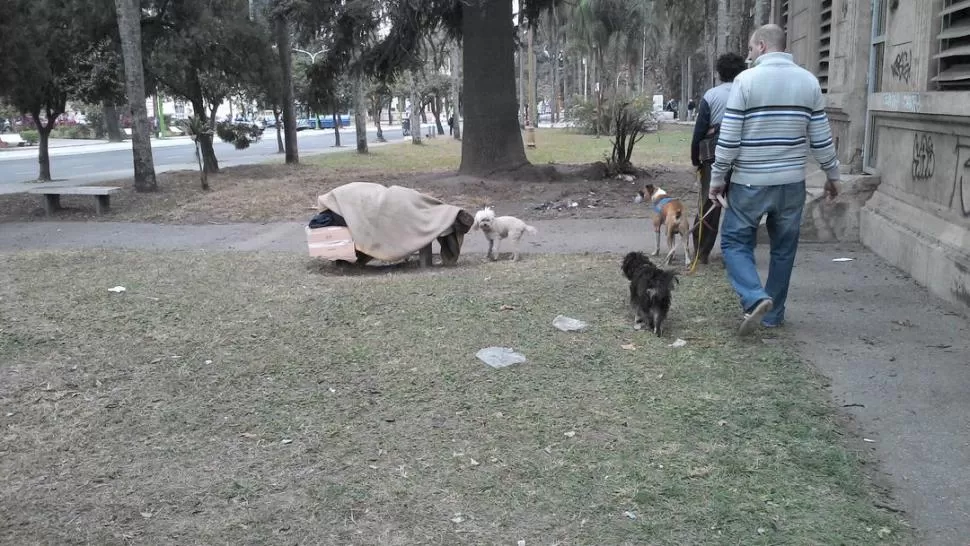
[[550, 3, 559, 123], [717, 0, 729, 57], [374, 102, 385, 142], [332, 112, 341, 147], [274, 107, 283, 153], [32, 114, 53, 182], [754, 0, 766, 26], [450, 44, 462, 140], [198, 132, 218, 174], [114, 0, 157, 192], [460, 0, 529, 175], [409, 69, 422, 145], [354, 76, 368, 154], [103, 102, 123, 142], [705, 0, 715, 88], [517, 33, 525, 128], [275, 15, 299, 164], [432, 96, 444, 135]]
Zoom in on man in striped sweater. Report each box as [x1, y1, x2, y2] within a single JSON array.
[[709, 24, 840, 336]]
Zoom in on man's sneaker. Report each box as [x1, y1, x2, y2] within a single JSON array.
[[739, 298, 773, 336]]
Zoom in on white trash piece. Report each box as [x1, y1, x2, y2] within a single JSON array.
[[553, 315, 588, 332], [832, 257, 855, 262], [476, 347, 527, 369], [107, 286, 126, 293]]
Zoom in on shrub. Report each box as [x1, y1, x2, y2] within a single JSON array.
[[216, 121, 263, 150], [20, 129, 38, 145]]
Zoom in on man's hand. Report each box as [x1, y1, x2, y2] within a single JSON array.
[[824, 179, 839, 201], [708, 183, 726, 202]]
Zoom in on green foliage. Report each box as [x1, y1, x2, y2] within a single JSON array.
[[19, 130, 39, 145], [216, 121, 264, 150], [52, 125, 94, 140]]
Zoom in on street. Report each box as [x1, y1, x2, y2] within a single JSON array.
[[0, 126, 407, 193]]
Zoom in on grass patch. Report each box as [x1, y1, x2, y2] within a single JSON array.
[[0, 127, 695, 225], [306, 125, 693, 173], [0, 251, 907, 544]]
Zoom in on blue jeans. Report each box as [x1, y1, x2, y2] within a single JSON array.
[[720, 181, 805, 326]]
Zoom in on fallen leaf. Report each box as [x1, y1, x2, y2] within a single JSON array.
[[204, 360, 213, 365], [863, 438, 876, 443], [656, 374, 664, 380], [563, 431, 576, 438], [757, 527, 766, 534], [621, 343, 636, 351], [877, 527, 892, 538], [832, 257, 854, 262]]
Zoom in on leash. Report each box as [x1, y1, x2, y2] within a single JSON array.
[[687, 168, 725, 274]]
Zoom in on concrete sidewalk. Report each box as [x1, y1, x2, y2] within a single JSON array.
[[0, 218, 968, 544]]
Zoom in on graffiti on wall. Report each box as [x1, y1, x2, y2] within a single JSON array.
[[891, 50, 912, 83], [912, 133, 935, 180], [952, 145, 970, 218]]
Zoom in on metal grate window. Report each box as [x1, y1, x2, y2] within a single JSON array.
[[819, 0, 832, 92], [934, 0, 970, 89], [781, 0, 790, 32]]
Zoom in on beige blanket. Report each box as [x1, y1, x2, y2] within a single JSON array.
[[317, 182, 464, 262]]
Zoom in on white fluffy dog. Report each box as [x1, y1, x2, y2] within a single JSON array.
[[472, 206, 538, 261]]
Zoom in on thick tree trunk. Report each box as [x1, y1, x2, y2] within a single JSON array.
[[198, 132, 219, 174], [114, 0, 157, 192], [450, 44, 461, 140], [275, 15, 299, 164], [754, 0, 766, 26], [103, 102, 123, 142], [409, 69, 422, 145], [459, 0, 529, 172], [460, 0, 528, 175], [517, 33, 525, 127]]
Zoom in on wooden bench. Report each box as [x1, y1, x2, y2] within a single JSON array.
[[27, 186, 122, 216]]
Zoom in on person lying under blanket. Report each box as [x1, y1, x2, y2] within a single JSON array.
[[316, 182, 474, 266]]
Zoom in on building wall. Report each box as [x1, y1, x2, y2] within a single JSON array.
[[784, 0, 970, 309]]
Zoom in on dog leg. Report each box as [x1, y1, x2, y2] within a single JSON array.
[[664, 241, 677, 266], [511, 237, 520, 261], [487, 239, 495, 261], [633, 307, 645, 330], [652, 309, 664, 336], [653, 230, 661, 256]]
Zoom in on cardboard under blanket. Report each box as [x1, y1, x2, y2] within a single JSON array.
[[317, 182, 465, 262]]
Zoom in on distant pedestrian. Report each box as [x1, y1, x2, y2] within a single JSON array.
[[448, 115, 454, 136]]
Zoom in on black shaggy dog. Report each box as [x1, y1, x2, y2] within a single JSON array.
[[621, 251, 679, 336]]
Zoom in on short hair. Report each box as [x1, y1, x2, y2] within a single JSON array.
[[716, 52, 747, 82], [751, 24, 787, 52]]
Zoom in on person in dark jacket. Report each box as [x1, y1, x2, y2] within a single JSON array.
[[690, 52, 747, 264]]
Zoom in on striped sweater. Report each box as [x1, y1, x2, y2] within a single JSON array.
[[710, 52, 840, 188]]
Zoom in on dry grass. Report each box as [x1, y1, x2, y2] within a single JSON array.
[[0, 250, 908, 545], [0, 127, 696, 225]]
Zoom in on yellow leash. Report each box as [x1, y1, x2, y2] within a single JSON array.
[[688, 167, 704, 274]]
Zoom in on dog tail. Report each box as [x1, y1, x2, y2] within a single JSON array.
[[525, 224, 538, 235]]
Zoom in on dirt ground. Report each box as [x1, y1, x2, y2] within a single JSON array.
[[0, 128, 701, 225]]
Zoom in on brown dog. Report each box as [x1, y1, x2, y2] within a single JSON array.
[[635, 184, 691, 265]]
